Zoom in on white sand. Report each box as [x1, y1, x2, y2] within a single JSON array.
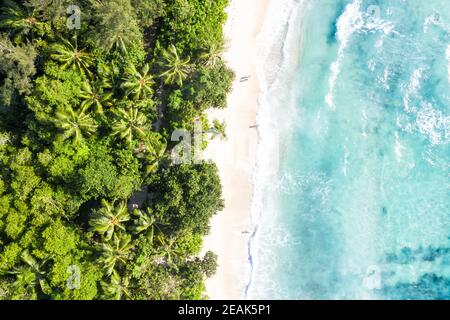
[[201, 0, 272, 300]]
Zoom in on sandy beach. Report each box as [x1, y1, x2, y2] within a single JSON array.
[[202, 0, 272, 300]]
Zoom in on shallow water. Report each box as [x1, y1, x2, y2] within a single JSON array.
[[248, 0, 450, 299]]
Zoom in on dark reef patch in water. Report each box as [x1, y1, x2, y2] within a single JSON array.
[[385, 245, 450, 265], [381, 274, 450, 300]]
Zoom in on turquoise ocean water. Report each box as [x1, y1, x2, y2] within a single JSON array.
[[247, 0, 450, 299]]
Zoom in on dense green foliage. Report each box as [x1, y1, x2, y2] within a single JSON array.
[[0, 0, 233, 300]]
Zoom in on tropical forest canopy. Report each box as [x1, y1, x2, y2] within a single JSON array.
[[0, 0, 233, 299]]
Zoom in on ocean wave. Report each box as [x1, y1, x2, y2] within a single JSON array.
[[325, 0, 363, 109], [402, 67, 424, 113], [400, 66, 450, 145], [256, 0, 307, 92], [377, 67, 391, 90], [246, 0, 309, 298], [416, 103, 449, 145], [326, 0, 397, 109], [446, 44, 450, 84], [423, 148, 450, 171]]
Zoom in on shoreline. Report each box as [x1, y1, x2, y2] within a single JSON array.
[[246, 0, 309, 298], [202, 0, 272, 300]]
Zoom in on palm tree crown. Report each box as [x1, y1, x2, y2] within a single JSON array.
[[79, 81, 113, 115], [50, 37, 93, 75], [135, 135, 167, 176], [121, 64, 155, 100], [130, 208, 156, 236], [101, 270, 130, 300], [98, 233, 134, 275], [4, 250, 51, 296], [54, 106, 98, 145], [111, 107, 148, 145], [159, 45, 191, 86], [199, 40, 226, 67], [89, 199, 130, 240], [0, 1, 47, 43]]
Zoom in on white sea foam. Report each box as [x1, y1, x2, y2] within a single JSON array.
[[378, 67, 391, 90], [368, 59, 376, 71], [423, 12, 450, 34], [410, 68, 423, 92], [400, 64, 449, 145], [246, 0, 309, 298], [325, 0, 363, 109], [446, 44, 450, 84], [402, 67, 423, 113], [394, 132, 405, 161], [416, 103, 449, 145], [326, 1, 398, 109], [424, 13, 439, 33]]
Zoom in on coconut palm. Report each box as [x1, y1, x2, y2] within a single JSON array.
[[199, 40, 226, 67], [98, 61, 120, 89], [101, 270, 130, 300], [50, 37, 93, 75], [6, 251, 51, 295], [89, 199, 130, 240], [54, 106, 98, 145], [130, 208, 156, 237], [109, 31, 130, 54], [135, 134, 167, 175], [98, 233, 134, 275], [154, 235, 182, 267], [144, 140, 167, 175], [0, 1, 47, 43], [121, 64, 155, 100], [24, 0, 67, 23], [146, 139, 167, 174], [111, 107, 149, 145], [159, 45, 191, 86], [79, 81, 113, 115]]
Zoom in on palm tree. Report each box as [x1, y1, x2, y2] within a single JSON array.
[[149, 139, 167, 171], [121, 64, 155, 100], [54, 106, 98, 145], [6, 251, 51, 295], [98, 61, 120, 89], [199, 40, 226, 67], [109, 31, 130, 54], [144, 140, 167, 176], [154, 235, 182, 267], [98, 233, 134, 276], [135, 134, 168, 175], [24, 0, 67, 24], [111, 107, 148, 145], [0, 1, 47, 43], [101, 270, 130, 300], [130, 208, 156, 237], [79, 81, 113, 115], [89, 199, 130, 240], [50, 37, 93, 75], [159, 45, 191, 86]]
